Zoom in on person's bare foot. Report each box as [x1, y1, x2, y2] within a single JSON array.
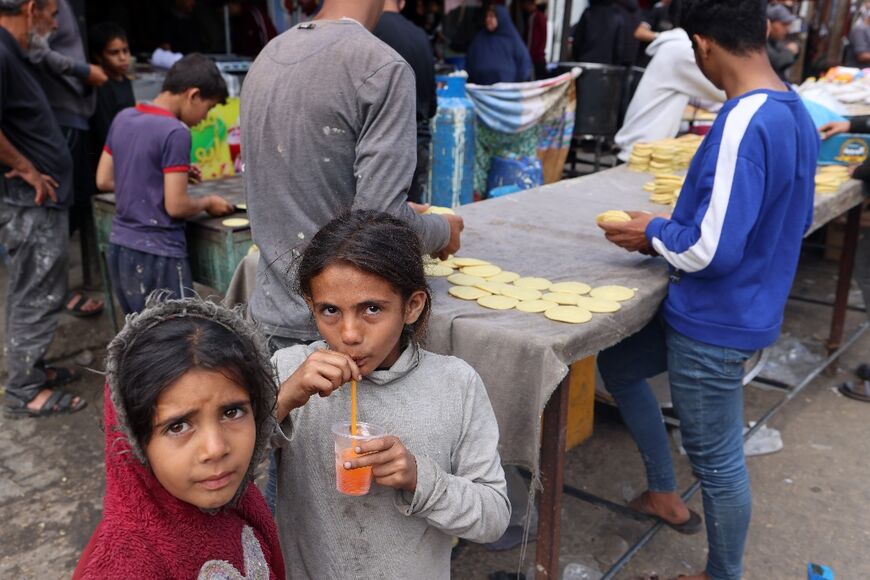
[[26, 388, 82, 412], [630, 490, 691, 525]]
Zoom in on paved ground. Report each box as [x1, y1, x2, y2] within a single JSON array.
[[1, 242, 869, 579]]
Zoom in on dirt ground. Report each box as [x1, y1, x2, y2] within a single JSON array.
[[1, 243, 868, 579]]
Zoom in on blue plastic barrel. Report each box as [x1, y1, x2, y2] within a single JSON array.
[[486, 155, 544, 195], [427, 74, 475, 207]]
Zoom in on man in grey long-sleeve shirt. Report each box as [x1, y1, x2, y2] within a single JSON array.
[[241, 0, 463, 343]]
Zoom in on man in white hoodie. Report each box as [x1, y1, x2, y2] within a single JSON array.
[[615, 23, 725, 162]]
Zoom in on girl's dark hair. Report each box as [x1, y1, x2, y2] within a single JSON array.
[[297, 210, 432, 342], [88, 22, 127, 62], [117, 316, 274, 448]]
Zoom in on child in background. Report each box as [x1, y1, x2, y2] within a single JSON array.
[[96, 53, 234, 314], [73, 295, 285, 579], [272, 210, 510, 579], [88, 22, 135, 170]]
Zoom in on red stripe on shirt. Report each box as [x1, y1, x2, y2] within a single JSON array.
[[103, 145, 112, 155], [163, 165, 190, 174], [136, 103, 177, 119]]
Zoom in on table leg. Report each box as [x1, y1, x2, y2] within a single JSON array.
[[827, 204, 862, 360], [535, 373, 571, 580], [97, 246, 120, 335]]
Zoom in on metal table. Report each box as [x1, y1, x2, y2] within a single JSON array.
[[423, 165, 865, 579], [92, 176, 251, 328]]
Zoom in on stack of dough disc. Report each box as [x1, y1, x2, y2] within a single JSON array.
[[645, 174, 685, 205], [628, 143, 654, 171], [815, 165, 850, 195], [443, 259, 639, 325], [628, 136, 703, 174], [596, 210, 632, 224]]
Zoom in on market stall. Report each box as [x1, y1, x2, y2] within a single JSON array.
[[90, 161, 865, 578]]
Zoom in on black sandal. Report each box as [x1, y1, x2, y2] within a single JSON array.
[[42, 365, 81, 389], [64, 291, 104, 318], [839, 380, 870, 403], [629, 493, 704, 535], [4, 389, 87, 419]]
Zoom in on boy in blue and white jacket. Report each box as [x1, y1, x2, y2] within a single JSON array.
[[597, 2, 818, 579]]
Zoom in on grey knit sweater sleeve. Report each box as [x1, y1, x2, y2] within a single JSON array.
[[394, 367, 511, 543], [351, 60, 450, 255]]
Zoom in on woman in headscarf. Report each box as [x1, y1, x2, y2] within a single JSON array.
[[466, 5, 532, 85]]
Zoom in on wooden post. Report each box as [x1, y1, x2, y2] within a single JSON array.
[[827, 204, 862, 362], [535, 374, 571, 579]]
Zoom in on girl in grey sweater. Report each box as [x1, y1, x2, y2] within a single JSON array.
[[272, 211, 510, 579]]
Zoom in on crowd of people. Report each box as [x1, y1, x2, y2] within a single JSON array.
[[0, 0, 860, 579]]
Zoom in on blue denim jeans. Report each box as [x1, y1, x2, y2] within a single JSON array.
[[598, 317, 754, 580]]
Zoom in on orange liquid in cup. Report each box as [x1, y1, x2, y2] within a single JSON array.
[[335, 447, 373, 496]]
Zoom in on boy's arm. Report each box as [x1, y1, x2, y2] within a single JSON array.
[[95, 150, 114, 191], [352, 61, 452, 256], [394, 370, 511, 543], [646, 125, 767, 279], [161, 128, 231, 219]]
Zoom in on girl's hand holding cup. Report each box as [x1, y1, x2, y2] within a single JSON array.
[[276, 350, 361, 420], [344, 435, 418, 493]]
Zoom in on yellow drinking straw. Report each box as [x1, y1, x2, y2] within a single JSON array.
[[351, 379, 358, 436]]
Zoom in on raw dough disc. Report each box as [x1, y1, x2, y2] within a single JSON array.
[[448, 286, 490, 300], [448, 273, 487, 286], [541, 292, 580, 305], [475, 281, 511, 295], [514, 277, 552, 291], [596, 210, 632, 224], [438, 257, 458, 269], [549, 282, 592, 295], [488, 271, 520, 284], [545, 306, 592, 324], [236, 203, 247, 210], [576, 296, 621, 313], [516, 300, 558, 313], [424, 264, 454, 277], [477, 295, 519, 310], [222, 218, 250, 228], [426, 206, 455, 215], [501, 285, 543, 301], [453, 257, 490, 267], [461, 264, 503, 278], [589, 285, 636, 301]]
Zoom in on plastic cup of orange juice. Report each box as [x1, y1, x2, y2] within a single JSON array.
[[331, 421, 386, 496]]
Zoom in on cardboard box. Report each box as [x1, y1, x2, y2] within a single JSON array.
[[818, 133, 870, 166]]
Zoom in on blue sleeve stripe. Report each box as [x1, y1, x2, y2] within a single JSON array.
[[651, 93, 768, 273]]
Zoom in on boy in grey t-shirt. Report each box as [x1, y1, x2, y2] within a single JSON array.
[[241, 0, 463, 344]]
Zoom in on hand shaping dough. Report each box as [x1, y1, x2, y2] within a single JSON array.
[[589, 285, 636, 301], [448, 286, 490, 300], [596, 210, 632, 224], [545, 306, 592, 324], [477, 295, 519, 310]]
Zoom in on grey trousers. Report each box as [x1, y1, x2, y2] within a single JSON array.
[[0, 203, 69, 403]]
